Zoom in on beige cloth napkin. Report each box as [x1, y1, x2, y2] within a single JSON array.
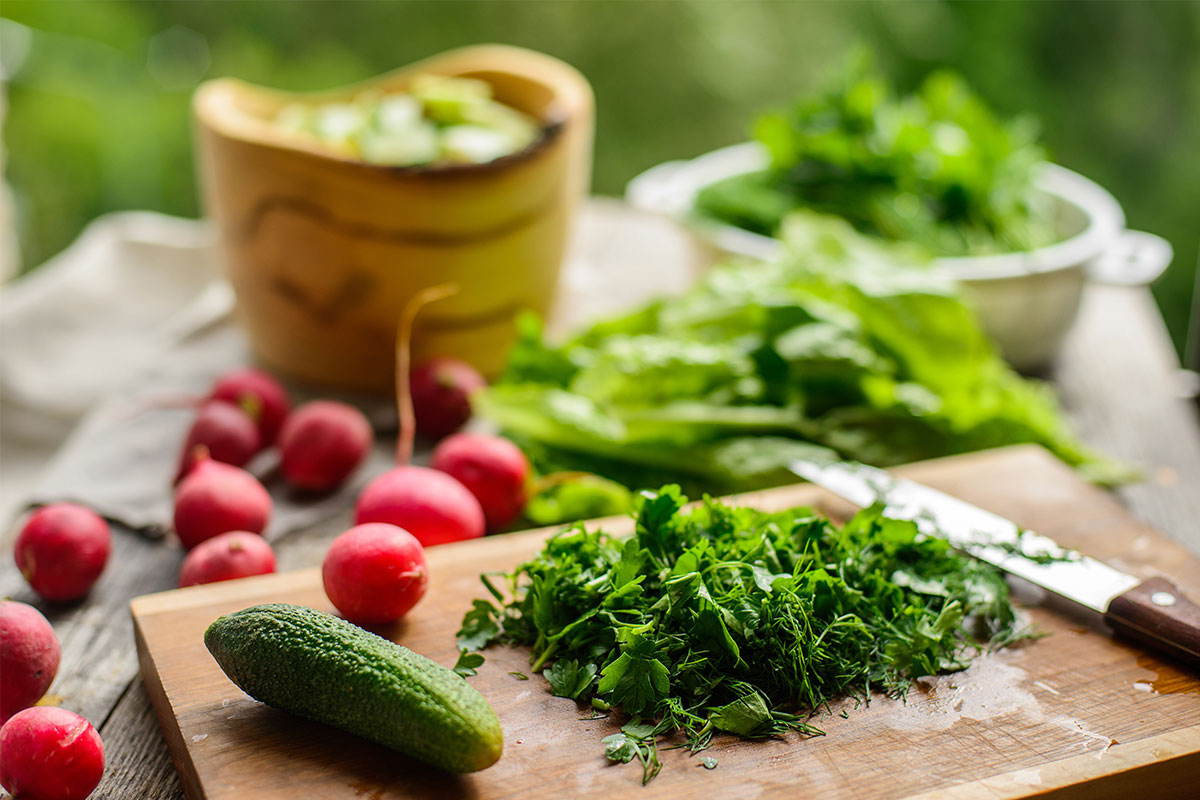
[[0, 213, 229, 528]]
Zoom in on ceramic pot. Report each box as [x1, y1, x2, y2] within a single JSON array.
[[195, 45, 593, 390]]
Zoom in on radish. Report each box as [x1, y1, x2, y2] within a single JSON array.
[[410, 357, 486, 440], [431, 433, 530, 531], [0, 707, 104, 800], [353, 285, 487, 548], [14, 504, 111, 602], [322, 523, 428, 624], [278, 401, 373, 492], [355, 466, 484, 547], [178, 532, 276, 588], [208, 367, 291, 446], [175, 400, 261, 483], [173, 456, 272, 550], [0, 602, 60, 724]]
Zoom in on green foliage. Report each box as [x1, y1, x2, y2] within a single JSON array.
[[1, 2, 1196, 353], [697, 56, 1057, 256], [461, 488, 1028, 780], [477, 214, 1122, 509]]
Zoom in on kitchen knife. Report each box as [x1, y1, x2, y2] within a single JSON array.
[[790, 459, 1200, 667]]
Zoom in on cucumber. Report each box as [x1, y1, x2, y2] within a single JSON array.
[[203, 603, 502, 773]]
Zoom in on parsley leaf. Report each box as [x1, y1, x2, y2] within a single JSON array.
[[602, 728, 662, 784], [544, 658, 598, 699], [601, 732, 640, 763], [597, 629, 670, 716], [456, 599, 501, 651], [452, 650, 485, 678], [709, 692, 774, 737]]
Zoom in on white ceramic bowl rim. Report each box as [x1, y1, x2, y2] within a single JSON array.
[[626, 142, 1164, 283]]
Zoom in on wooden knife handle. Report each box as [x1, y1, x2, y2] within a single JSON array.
[[1104, 577, 1200, 666]]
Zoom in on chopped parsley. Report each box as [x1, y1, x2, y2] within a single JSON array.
[[458, 487, 1029, 781]]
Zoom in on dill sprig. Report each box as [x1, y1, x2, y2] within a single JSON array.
[[458, 487, 1027, 782]]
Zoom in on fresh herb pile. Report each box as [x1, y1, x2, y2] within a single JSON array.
[[694, 59, 1056, 257], [458, 488, 1027, 782], [478, 214, 1121, 518]]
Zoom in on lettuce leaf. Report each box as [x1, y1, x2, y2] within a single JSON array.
[[481, 213, 1124, 514]]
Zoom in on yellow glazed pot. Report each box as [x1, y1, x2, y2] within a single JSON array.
[[194, 45, 593, 391]]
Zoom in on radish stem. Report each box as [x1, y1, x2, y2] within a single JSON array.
[[394, 283, 460, 465]]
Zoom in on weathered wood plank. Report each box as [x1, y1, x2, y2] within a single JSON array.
[[0, 523, 181, 729], [93, 680, 181, 800], [1054, 284, 1200, 555]]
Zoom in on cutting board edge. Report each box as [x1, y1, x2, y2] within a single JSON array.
[[902, 724, 1200, 800], [134, 606, 209, 800], [130, 567, 324, 619]]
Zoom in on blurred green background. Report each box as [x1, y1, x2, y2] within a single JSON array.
[[2, 0, 1198, 357]]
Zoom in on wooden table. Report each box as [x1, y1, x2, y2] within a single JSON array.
[[2, 200, 1199, 799]]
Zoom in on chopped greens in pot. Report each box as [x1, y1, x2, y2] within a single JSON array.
[[274, 74, 540, 167]]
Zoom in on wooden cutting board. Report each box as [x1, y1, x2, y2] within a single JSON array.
[[132, 445, 1200, 800]]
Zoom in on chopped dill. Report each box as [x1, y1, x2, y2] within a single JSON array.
[[458, 486, 1029, 782]]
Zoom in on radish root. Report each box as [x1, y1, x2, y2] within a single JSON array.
[[395, 283, 460, 465]]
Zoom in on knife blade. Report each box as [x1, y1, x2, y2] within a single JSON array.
[[790, 459, 1200, 666]]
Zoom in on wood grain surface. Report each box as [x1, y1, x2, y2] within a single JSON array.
[[131, 446, 1200, 800]]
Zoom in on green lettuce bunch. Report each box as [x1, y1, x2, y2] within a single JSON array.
[[479, 213, 1121, 510], [695, 59, 1056, 257]]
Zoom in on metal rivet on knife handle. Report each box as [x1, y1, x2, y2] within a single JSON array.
[[1151, 592, 1177, 607], [1104, 577, 1200, 667]]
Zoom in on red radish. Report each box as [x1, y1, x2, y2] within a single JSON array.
[[278, 401, 373, 492], [432, 433, 530, 531], [410, 357, 486, 440], [0, 602, 60, 723], [14, 505, 111, 602], [208, 367, 291, 446], [178, 532, 276, 588], [175, 400, 261, 482], [0, 706, 104, 800], [173, 456, 272, 550], [322, 523, 428, 624], [355, 466, 485, 547]]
